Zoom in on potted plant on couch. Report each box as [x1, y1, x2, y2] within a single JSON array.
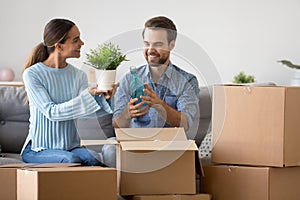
[[85, 42, 128, 90], [232, 71, 256, 84]]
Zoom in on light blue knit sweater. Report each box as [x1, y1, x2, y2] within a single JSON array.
[[21, 62, 112, 154]]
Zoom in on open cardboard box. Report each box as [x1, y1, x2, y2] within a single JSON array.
[[115, 127, 200, 196]]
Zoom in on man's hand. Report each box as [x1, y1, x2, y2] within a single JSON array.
[[127, 98, 149, 118], [141, 83, 163, 108], [141, 83, 188, 130]]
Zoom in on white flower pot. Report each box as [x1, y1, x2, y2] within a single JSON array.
[[291, 70, 300, 86], [95, 69, 116, 90]]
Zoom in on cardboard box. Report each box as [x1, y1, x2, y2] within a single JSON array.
[[115, 128, 199, 196], [17, 166, 117, 200], [212, 85, 300, 167], [0, 163, 81, 200], [200, 165, 300, 200], [130, 193, 212, 200], [0, 164, 29, 200]]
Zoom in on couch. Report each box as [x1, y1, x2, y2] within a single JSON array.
[[0, 85, 212, 165]]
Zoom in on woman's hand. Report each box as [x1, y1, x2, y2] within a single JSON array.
[[103, 82, 119, 99], [88, 85, 100, 96], [88, 83, 119, 99]]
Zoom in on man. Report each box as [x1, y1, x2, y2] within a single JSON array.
[[102, 16, 200, 167]]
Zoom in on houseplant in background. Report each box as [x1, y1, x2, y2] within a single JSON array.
[[278, 60, 300, 86], [232, 71, 256, 84], [85, 42, 128, 90]]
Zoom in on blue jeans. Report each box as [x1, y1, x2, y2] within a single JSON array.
[[102, 137, 116, 168], [22, 143, 104, 166]]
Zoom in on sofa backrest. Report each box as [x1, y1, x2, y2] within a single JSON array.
[[196, 86, 212, 146], [0, 85, 212, 153], [185, 86, 212, 147], [0, 86, 29, 153]]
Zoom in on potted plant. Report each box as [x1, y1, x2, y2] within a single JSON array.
[[232, 71, 255, 84], [278, 60, 300, 86], [85, 42, 128, 90]]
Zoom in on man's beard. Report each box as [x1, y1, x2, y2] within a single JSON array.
[[146, 54, 169, 67]]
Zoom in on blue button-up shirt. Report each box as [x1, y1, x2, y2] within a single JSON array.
[[113, 63, 200, 136]]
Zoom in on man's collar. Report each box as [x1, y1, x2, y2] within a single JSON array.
[[146, 62, 173, 78], [164, 62, 173, 79]]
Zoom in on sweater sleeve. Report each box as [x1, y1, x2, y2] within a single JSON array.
[[80, 94, 113, 119], [23, 68, 101, 121]]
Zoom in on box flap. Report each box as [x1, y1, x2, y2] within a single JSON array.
[[115, 127, 187, 141], [215, 83, 277, 87], [120, 140, 198, 151], [131, 194, 212, 200], [0, 163, 82, 169], [9, 163, 81, 170], [26, 163, 81, 168], [0, 163, 30, 168], [80, 139, 118, 146], [18, 166, 114, 172]]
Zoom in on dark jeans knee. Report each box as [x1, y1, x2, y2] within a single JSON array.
[[61, 154, 82, 164]]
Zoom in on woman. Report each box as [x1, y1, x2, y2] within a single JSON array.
[[21, 18, 115, 166]]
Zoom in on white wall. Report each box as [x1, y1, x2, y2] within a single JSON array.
[[0, 0, 299, 86]]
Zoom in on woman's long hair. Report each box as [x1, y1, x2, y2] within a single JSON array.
[[22, 18, 75, 72]]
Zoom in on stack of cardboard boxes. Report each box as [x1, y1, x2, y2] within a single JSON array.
[[200, 85, 300, 200], [0, 127, 212, 200]]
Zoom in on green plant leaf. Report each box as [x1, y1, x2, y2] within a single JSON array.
[[233, 71, 255, 84], [85, 42, 128, 70], [278, 60, 300, 69]]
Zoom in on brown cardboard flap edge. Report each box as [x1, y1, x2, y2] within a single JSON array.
[[131, 193, 212, 200], [0, 163, 30, 168], [120, 140, 198, 151], [0, 163, 81, 169], [214, 83, 277, 87], [115, 127, 187, 141], [80, 139, 118, 146]]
